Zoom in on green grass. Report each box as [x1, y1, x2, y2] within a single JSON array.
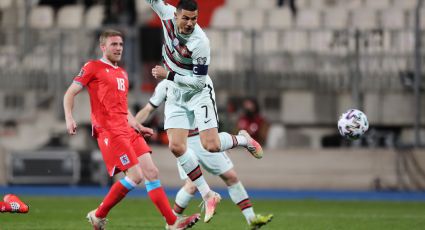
[[1, 197, 425, 229]]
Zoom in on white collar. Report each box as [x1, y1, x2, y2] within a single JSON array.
[[100, 58, 119, 69]]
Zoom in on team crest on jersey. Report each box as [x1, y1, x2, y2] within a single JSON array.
[[120, 154, 130, 165], [196, 57, 207, 65], [173, 38, 179, 47]]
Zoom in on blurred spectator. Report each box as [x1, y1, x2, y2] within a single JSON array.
[[277, 0, 297, 18], [236, 98, 269, 145], [103, 0, 136, 26]]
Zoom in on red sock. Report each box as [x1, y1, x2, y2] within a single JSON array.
[[0, 201, 12, 212], [148, 187, 177, 225], [95, 181, 130, 218]]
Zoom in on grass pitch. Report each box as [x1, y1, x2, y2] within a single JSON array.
[[0, 197, 424, 229]]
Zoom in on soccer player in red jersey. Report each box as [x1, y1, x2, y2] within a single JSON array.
[[63, 29, 199, 230]]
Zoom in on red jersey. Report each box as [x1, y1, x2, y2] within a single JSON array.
[[73, 59, 129, 131]]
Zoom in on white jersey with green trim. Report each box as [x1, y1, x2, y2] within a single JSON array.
[[146, 0, 211, 94]]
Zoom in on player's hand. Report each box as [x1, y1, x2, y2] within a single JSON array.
[[133, 123, 154, 137], [65, 118, 77, 135], [152, 65, 168, 80]]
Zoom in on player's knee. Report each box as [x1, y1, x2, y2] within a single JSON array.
[[201, 136, 221, 152], [202, 142, 220, 152], [144, 166, 159, 181], [127, 174, 143, 185], [226, 176, 239, 186], [169, 142, 186, 155]]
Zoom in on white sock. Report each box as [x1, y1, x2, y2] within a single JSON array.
[[218, 132, 248, 151], [173, 187, 194, 216], [228, 181, 255, 224], [177, 149, 210, 198]]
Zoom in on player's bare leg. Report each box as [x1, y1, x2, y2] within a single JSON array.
[[87, 165, 143, 229], [138, 153, 200, 228], [167, 128, 221, 222], [220, 170, 273, 229], [199, 128, 263, 159]]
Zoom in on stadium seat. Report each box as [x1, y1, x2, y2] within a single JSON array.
[[265, 123, 285, 149], [224, 0, 253, 9], [364, 0, 391, 10], [407, 8, 425, 29], [29, 6, 54, 29], [323, 8, 349, 30], [310, 31, 333, 54], [252, 0, 276, 10], [226, 30, 245, 53], [296, 9, 321, 29], [239, 9, 265, 30], [0, 0, 12, 9], [281, 30, 308, 53], [267, 8, 293, 29], [57, 5, 84, 29], [351, 8, 378, 30], [210, 7, 238, 29], [296, 0, 310, 9], [255, 30, 280, 54], [85, 5, 105, 29], [204, 29, 224, 54], [380, 8, 405, 30], [393, 0, 416, 10], [309, 0, 332, 9], [135, 0, 153, 25], [340, 0, 363, 9]]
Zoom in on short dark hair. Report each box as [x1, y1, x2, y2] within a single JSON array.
[[177, 0, 198, 11], [99, 29, 122, 45]]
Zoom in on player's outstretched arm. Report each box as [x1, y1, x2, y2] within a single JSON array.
[[145, 0, 176, 19], [152, 65, 207, 91], [135, 104, 156, 124], [128, 110, 154, 137], [63, 83, 83, 135]]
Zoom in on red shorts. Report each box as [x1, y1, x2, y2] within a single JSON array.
[[95, 127, 151, 176]]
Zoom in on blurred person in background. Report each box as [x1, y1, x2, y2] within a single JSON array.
[[237, 98, 270, 146], [136, 80, 274, 229], [63, 29, 199, 230]]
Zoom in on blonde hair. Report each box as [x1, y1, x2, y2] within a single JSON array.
[[99, 29, 123, 45]]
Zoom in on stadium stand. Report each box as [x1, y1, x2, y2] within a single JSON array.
[[0, 0, 424, 157], [57, 5, 84, 29], [85, 5, 105, 29], [29, 6, 54, 29]]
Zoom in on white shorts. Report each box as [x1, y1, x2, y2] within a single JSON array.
[[164, 77, 218, 132], [177, 135, 234, 180]]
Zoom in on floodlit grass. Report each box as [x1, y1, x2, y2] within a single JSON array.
[[0, 197, 424, 229]]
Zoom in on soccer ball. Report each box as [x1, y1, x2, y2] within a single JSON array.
[[337, 109, 369, 140]]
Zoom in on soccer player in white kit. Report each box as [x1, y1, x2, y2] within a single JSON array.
[[136, 80, 273, 229], [146, 0, 264, 223]]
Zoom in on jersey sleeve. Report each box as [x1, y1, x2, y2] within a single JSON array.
[[73, 61, 95, 87], [149, 80, 168, 107], [166, 40, 210, 91], [145, 0, 176, 20], [191, 40, 210, 77]]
